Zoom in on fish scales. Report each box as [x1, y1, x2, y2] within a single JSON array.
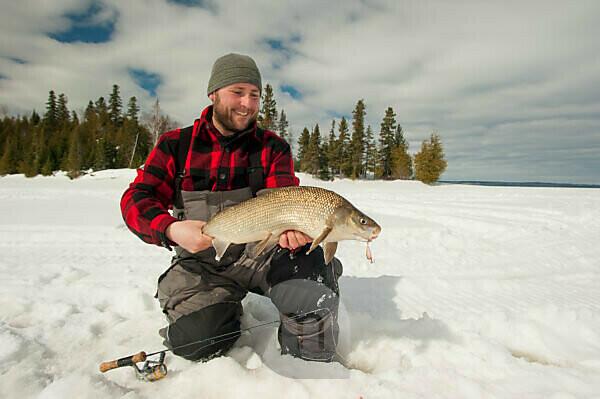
[[203, 186, 381, 263], [205, 186, 345, 242]]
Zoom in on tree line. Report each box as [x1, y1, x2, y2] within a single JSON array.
[[258, 88, 447, 184], [0, 85, 178, 178], [0, 83, 447, 184]]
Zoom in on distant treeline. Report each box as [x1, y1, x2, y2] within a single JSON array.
[[0, 85, 177, 178], [258, 84, 448, 184], [0, 83, 447, 184]]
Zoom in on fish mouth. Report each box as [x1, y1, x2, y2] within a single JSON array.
[[368, 225, 381, 241], [354, 228, 380, 242]]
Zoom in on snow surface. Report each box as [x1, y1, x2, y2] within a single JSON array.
[[1, 170, 599, 398]]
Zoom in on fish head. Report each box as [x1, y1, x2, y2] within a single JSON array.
[[334, 205, 381, 242]]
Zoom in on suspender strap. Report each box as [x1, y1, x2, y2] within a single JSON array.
[[248, 127, 265, 196], [174, 125, 264, 205], [173, 125, 193, 210]]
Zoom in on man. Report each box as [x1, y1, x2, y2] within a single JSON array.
[[120, 53, 342, 363]]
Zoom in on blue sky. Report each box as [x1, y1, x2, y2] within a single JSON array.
[[1, 0, 599, 183]]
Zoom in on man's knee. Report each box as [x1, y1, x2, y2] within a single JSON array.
[[267, 245, 342, 294], [266, 246, 342, 362], [165, 302, 242, 361]]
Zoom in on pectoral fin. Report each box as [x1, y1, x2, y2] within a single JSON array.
[[250, 233, 275, 258], [306, 226, 332, 255], [212, 238, 231, 261], [324, 242, 338, 264]]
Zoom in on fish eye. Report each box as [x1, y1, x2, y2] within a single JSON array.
[[359, 218, 367, 225]]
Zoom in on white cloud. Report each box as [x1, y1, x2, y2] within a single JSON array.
[[1, 0, 599, 182]]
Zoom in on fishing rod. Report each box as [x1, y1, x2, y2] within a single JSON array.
[[99, 308, 334, 382]]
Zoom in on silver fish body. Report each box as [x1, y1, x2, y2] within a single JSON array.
[[202, 186, 381, 263]]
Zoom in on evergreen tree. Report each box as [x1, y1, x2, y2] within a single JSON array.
[[326, 120, 339, 176], [390, 125, 412, 179], [95, 97, 109, 123], [40, 155, 54, 176], [43, 90, 58, 130], [414, 133, 447, 184], [31, 110, 41, 125], [305, 124, 321, 175], [17, 123, 41, 177], [109, 84, 123, 127], [84, 101, 96, 121], [65, 125, 82, 178], [52, 93, 71, 170], [350, 99, 366, 179], [277, 109, 289, 141], [395, 124, 407, 148], [0, 135, 18, 175], [364, 125, 377, 178], [258, 84, 278, 131], [126, 96, 140, 123], [391, 145, 413, 180], [296, 127, 310, 172], [57, 93, 70, 127], [378, 107, 397, 179], [81, 101, 98, 169], [315, 124, 330, 180], [71, 110, 79, 125], [337, 117, 352, 177]]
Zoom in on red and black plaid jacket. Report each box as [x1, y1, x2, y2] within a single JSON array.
[[120, 105, 299, 249]]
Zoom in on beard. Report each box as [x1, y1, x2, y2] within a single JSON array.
[[212, 94, 258, 134]]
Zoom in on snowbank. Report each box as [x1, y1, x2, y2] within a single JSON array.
[[1, 171, 599, 398]]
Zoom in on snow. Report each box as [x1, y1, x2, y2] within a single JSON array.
[[1, 170, 599, 398]]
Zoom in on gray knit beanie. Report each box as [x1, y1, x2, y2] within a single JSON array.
[[207, 53, 262, 95]]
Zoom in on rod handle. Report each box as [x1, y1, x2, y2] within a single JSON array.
[[99, 351, 147, 373]]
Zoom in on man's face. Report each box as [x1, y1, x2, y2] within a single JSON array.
[[209, 83, 260, 135]]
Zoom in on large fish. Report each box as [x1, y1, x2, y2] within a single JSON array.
[[202, 186, 381, 264]]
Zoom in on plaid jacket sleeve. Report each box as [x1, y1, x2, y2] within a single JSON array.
[[120, 129, 180, 249], [263, 132, 300, 188]]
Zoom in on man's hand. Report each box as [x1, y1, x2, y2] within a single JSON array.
[[279, 230, 312, 250], [166, 220, 213, 253]]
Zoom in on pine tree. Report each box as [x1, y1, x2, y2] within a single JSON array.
[[378, 107, 397, 179], [337, 117, 352, 177], [364, 125, 377, 178], [43, 90, 58, 131], [395, 124, 407, 148], [31, 110, 41, 125], [0, 135, 18, 175], [126, 96, 140, 123], [17, 123, 41, 177], [57, 93, 70, 127], [65, 125, 82, 178], [414, 133, 447, 184], [317, 125, 330, 180], [305, 124, 321, 175], [391, 125, 412, 179], [350, 100, 366, 179], [52, 93, 71, 170], [326, 120, 339, 177], [71, 110, 79, 125], [81, 101, 98, 169], [109, 84, 123, 127], [296, 127, 310, 172], [95, 97, 109, 127], [277, 109, 289, 141], [258, 84, 278, 131]]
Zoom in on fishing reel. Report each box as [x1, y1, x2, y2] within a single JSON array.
[[99, 351, 168, 382], [132, 352, 168, 382]]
